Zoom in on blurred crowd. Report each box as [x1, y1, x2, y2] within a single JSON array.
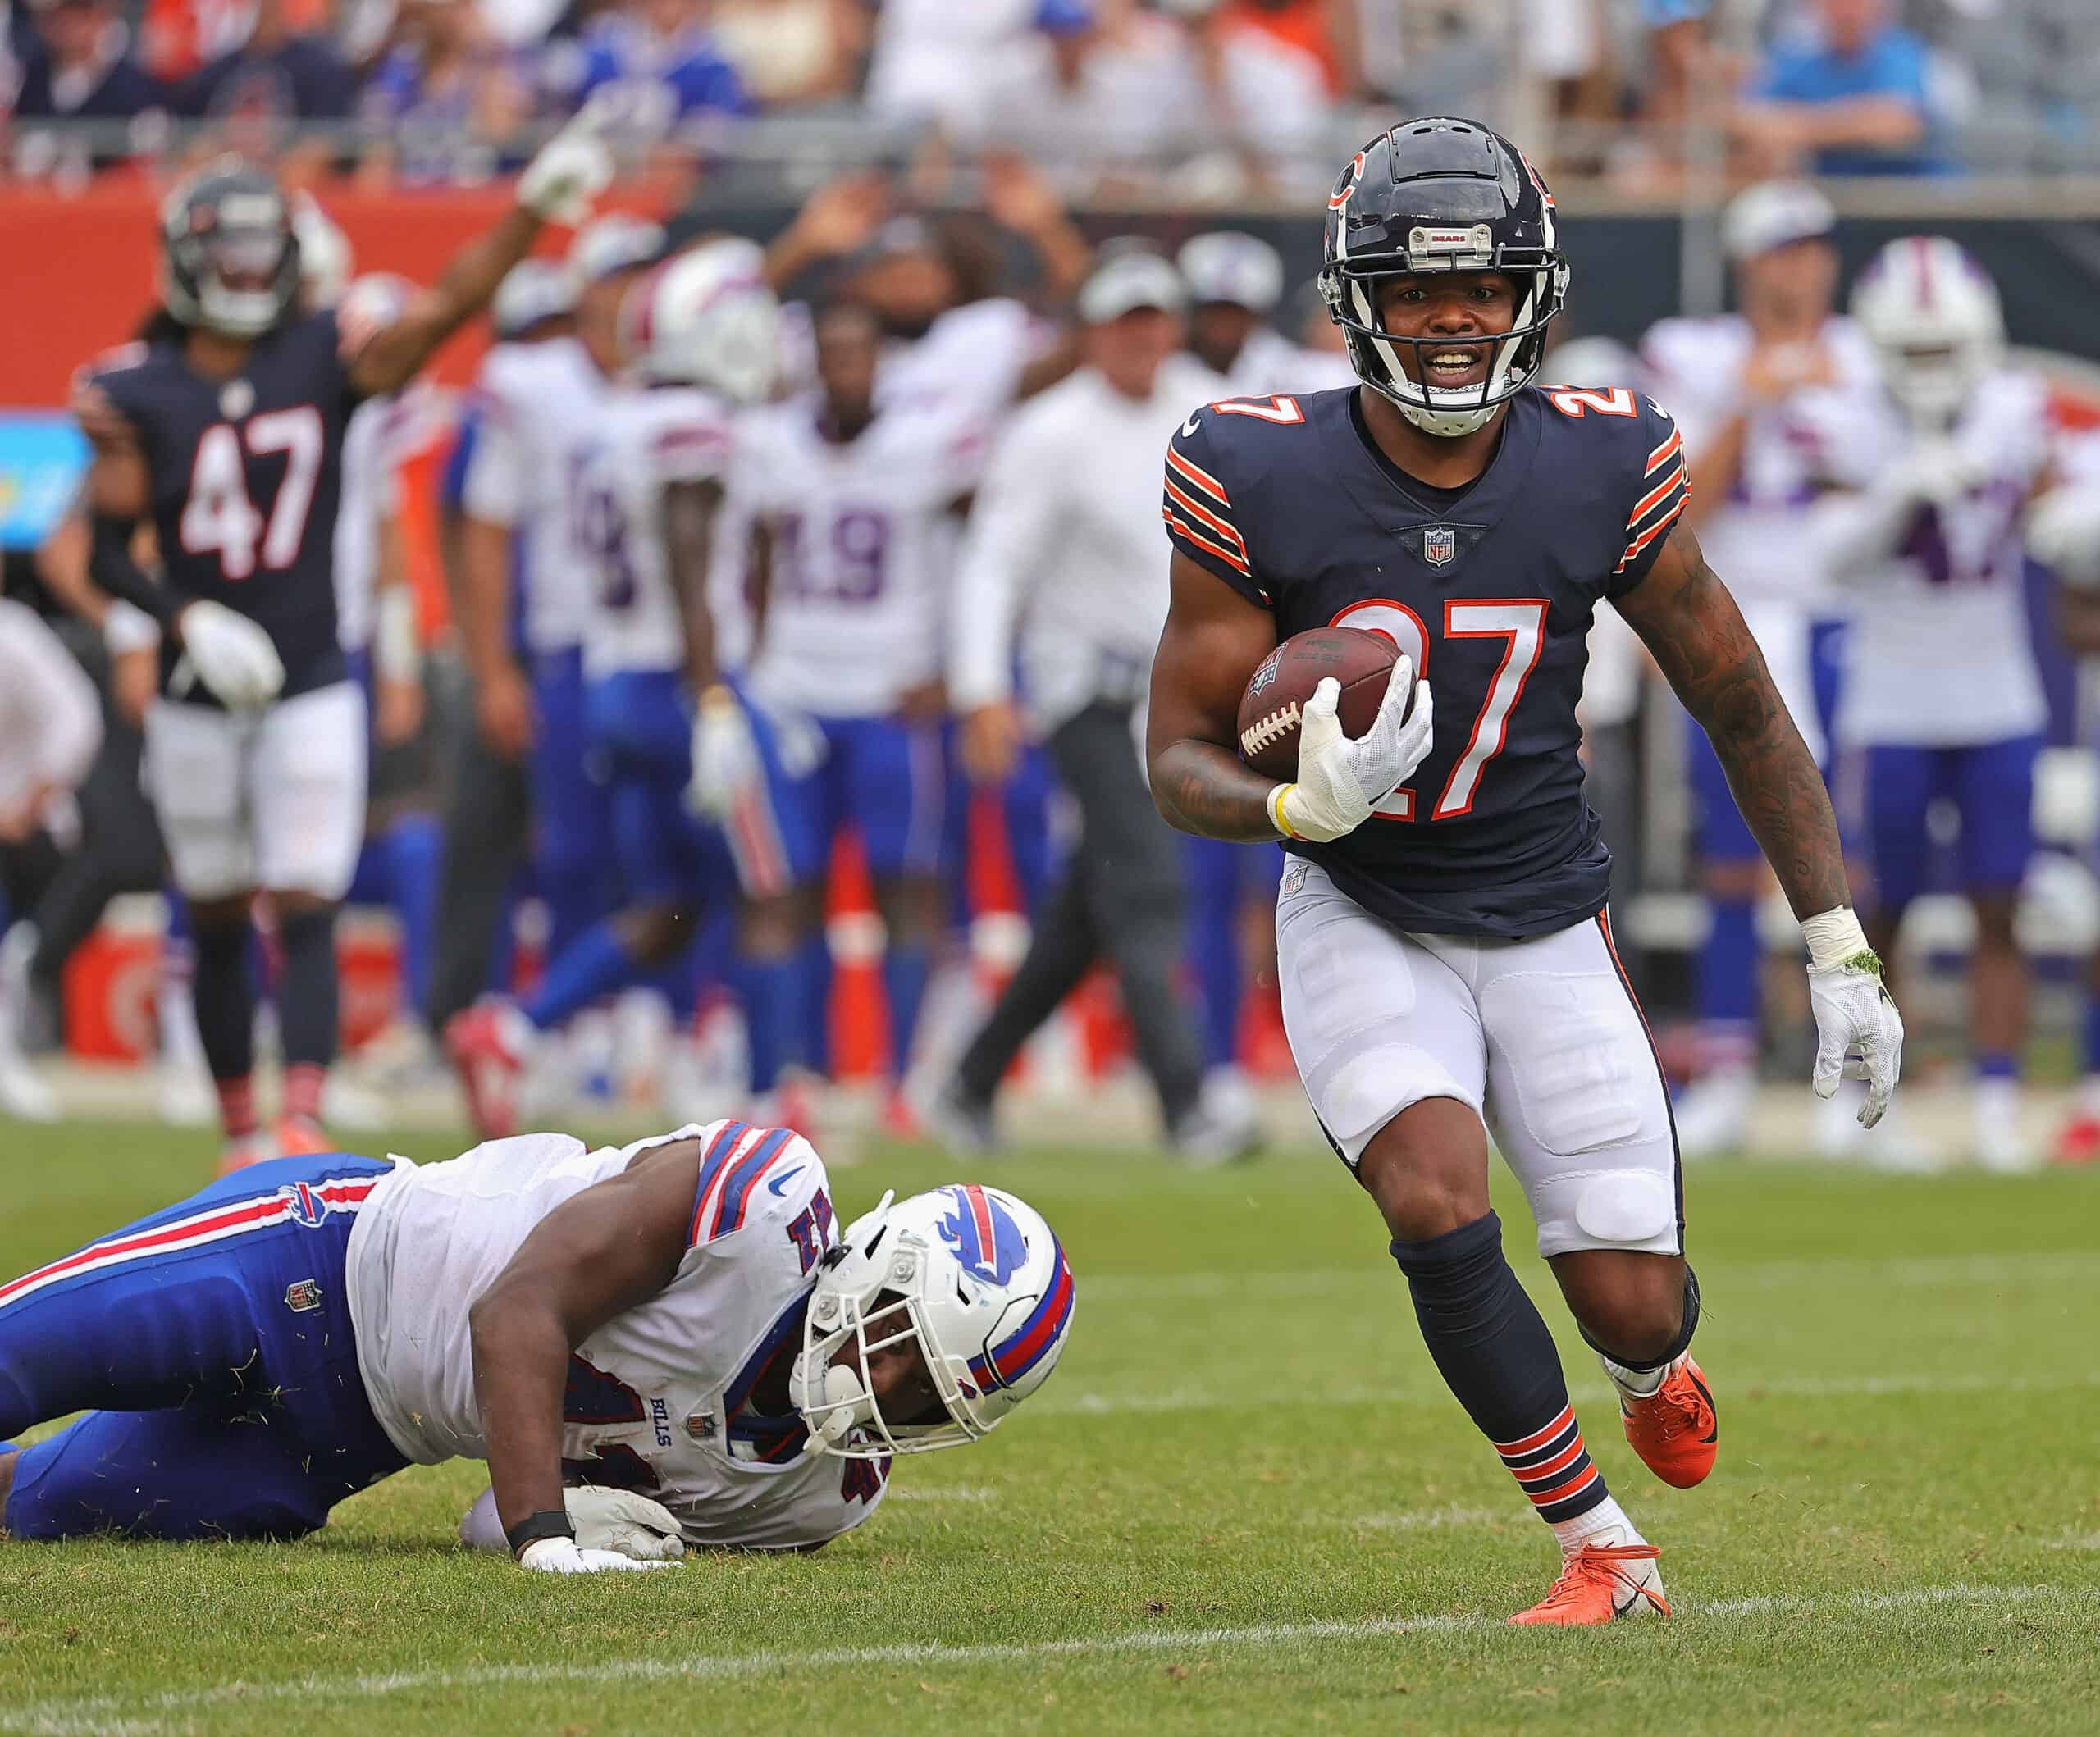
[[3, 0, 2098, 191]]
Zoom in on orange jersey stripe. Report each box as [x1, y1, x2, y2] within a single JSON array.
[[1166, 445, 1231, 508], [1163, 504, 1253, 577], [1163, 478, 1247, 554]]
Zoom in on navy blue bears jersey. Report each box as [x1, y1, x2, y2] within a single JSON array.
[[80, 310, 368, 700], [1163, 383, 1688, 938]]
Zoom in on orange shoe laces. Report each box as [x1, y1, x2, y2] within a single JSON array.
[[1634, 1366, 1714, 1443], [1535, 1543, 1669, 1618]]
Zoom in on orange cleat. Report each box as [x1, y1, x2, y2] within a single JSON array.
[[1621, 1356, 1718, 1489], [445, 1002, 525, 1139], [2053, 1114, 2100, 1166], [1509, 1542, 1669, 1626], [274, 1115, 334, 1157]]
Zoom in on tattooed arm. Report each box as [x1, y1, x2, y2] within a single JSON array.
[[1613, 522, 1849, 918], [1146, 552, 1283, 841]]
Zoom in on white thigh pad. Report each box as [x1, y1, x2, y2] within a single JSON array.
[[1479, 969, 1646, 1157], [1574, 1169, 1677, 1246], [144, 700, 253, 900], [1276, 864, 1485, 1163], [252, 682, 369, 900]]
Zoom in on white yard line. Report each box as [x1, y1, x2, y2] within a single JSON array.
[[1039, 1368, 2100, 1419], [1082, 1250, 2100, 1303], [4, 1584, 2080, 1737], [888, 1485, 996, 1503]]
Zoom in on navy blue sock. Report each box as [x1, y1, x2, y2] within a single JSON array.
[[379, 816, 442, 1019], [523, 921, 639, 1031], [189, 918, 255, 1086], [738, 954, 805, 1096], [794, 934, 832, 1078], [882, 941, 932, 1079], [1390, 1210, 1609, 1525]]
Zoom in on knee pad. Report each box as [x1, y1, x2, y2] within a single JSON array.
[[1573, 1169, 1678, 1247]]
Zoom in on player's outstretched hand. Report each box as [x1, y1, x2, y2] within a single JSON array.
[[1806, 922, 1904, 1128], [1276, 659, 1434, 844], [177, 600, 285, 709], [564, 1488, 686, 1562], [518, 104, 615, 226], [687, 686, 762, 822], [517, 1536, 673, 1575]]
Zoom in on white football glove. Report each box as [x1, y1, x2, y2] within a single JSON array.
[[687, 686, 762, 823], [517, 106, 614, 226], [1271, 660, 1435, 845], [1804, 907, 1904, 1129], [517, 1535, 672, 1575], [2027, 483, 2100, 588], [176, 600, 284, 709], [563, 1487, 686, 1562], [1888, 436, 1984, 510]]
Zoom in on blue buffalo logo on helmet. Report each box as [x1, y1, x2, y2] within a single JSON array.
[[936, 1184, 1029, 1286]]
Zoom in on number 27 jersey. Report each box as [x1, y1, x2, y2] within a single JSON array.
[[1164, 385, 1688, 938]]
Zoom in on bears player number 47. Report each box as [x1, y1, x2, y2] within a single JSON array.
[[1146, 118, 1906, 1626]]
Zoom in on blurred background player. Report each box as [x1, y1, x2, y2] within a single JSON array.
[[1640, 181, 1879, 1156], [425, 258, 577, 1045], [447, 240, 793, 1139], [733, 301, 986, 1128], [0, 581, 103, 1122], [450, 212, 663, 1109], [2030, 434, 2100, 1161], [1823, 238, 2052, 1171], [938, 247, 1253, 1161], [1178, 229, 1353, 399], [74, 120, 611, 1173]]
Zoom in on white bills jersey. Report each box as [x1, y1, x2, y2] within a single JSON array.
[[575, 384, 739, 682], [1835, 371, 2052, 748], [1640, 314, 1883, 615], [461, 335, 615, 654], [879, 297, 1049, 423], [345, 1124, 891, 1552], [735, 396, 985, 717]]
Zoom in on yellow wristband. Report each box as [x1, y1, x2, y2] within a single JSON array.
[[1268, 783, 1302, 840]]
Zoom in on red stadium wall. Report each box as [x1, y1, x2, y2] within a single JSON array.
[[0, 179, 677, 408]]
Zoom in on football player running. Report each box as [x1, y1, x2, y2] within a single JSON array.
[[1819, 238, 2052, 1171], [75, 117, 613, 1175], [1147, 120, 1904, 1625], [0, 1127, 1073, 1561], [448, 241, 803, 1139]]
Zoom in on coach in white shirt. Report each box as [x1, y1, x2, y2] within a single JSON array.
[[940, 248, 1253, 1160]]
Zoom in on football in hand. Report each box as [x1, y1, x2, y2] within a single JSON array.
[[1236, 627, 1399, 782]]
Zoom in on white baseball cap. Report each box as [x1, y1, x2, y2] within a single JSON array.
[[1721, 180, 1837, 262], [568, 213, 666, 285], [1176, 230, 1285, 312], [1077, 248, 1188, 324]]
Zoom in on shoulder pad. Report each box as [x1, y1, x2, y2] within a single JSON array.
[[687, 1121, 823, 1249]]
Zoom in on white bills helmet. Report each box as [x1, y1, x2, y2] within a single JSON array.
[[620, 238, 779, 405], [1851, 235, 2004, 431], [792, 1185, 1075, 1458]]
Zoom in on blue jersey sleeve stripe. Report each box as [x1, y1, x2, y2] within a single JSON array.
[[687, 1121, 751, 1246], [707, 1129, 797, 1241]]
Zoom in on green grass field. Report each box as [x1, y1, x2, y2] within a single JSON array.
[[2, 1117, 2097, 1735]]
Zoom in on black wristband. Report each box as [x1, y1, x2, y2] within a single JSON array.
[[505, 1508, 577, 1558]]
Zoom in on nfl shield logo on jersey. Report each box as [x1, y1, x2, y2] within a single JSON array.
[[1423, 525, 1457, 567]]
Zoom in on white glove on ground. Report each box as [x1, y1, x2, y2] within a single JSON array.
[[518, 107, 614, 225], [563, 1487, 686, 1561], [177, 601, 284, 709], [518, 1535, 672, 1575], [687, 688, 762, 822], [1271, 660, 1435, 844], [1804, 907, 1904, 1128]]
